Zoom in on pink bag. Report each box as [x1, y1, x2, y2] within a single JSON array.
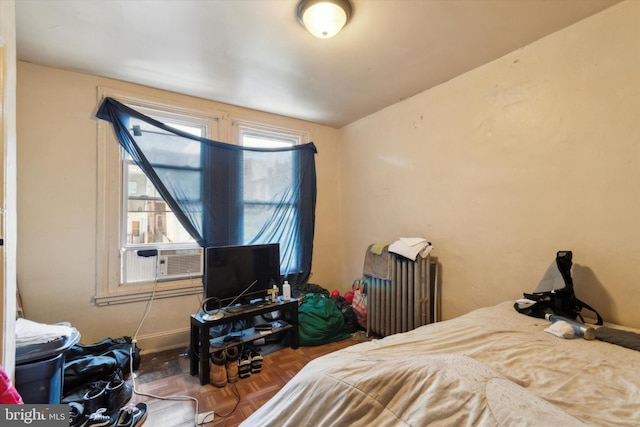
[[351, 280, 368, 329]]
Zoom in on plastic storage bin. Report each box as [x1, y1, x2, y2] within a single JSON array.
[[15, 353, 64, 404], [15, 328, 80, 404]]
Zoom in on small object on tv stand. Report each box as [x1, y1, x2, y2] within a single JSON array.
[[202, 297, 224, 321], [254, 323, 273, 332], [250, 298, 268, 307], [202, 312, 224, 321], [283, 281, 291, 301], [225, 305, 245, 314], [223, 334, 243, 342]]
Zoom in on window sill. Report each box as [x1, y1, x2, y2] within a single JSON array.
[[94, 284, 202, 306]]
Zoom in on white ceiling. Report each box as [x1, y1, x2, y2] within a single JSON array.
[[15, 0, 622, 128]]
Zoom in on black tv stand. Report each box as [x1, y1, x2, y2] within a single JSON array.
[[224, 298, 274, 314], [224, 305, 247, 314], [189, 298, 299, 385]]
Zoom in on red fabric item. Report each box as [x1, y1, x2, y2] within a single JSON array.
[[344, 291, 354, 304], [0, 365, 23, 404]]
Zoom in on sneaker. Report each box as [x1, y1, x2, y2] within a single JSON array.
[[82, 381, 108, 416], [238, 348, 252, 379], [106, 371, 133, 414], [209, 349, 227, 387], [78, 408, 115, 427], [114, 403, 147, 427], [224, 346, 239, 384], [69, 402, 86, 427], [250, 348, 263, 374]]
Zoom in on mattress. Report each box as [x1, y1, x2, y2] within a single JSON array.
[[240, 301, 640, 426]]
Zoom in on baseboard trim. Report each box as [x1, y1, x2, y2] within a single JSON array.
[[135, 327, 190, 354]]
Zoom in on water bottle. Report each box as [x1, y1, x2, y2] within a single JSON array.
[[283, 281, 291, 301]]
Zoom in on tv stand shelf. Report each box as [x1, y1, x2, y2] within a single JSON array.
[[189, 298, 299, 385]]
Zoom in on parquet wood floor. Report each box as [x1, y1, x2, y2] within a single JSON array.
[[128, 332, 370, 427]]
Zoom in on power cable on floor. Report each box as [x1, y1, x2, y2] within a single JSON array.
[[126, 253, 217, 426]]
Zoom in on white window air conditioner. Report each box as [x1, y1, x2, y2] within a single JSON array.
[[157, 248, 204, 280], [122, 247, 203, 284]]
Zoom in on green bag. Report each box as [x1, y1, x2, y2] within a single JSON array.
[[298, 293, 351, 346]]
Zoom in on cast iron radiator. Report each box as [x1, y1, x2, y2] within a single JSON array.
[[365, 254, 438, 337]]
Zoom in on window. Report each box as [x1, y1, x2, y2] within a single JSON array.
[[234, 121, 309, 275], [95, 88, 313, 305], [124, 117, 204, 246], [120, 109, 206, 285], [95, 88, 220, 305]]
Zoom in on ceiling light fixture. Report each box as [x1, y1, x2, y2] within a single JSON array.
[[296, 0, 353, 39]]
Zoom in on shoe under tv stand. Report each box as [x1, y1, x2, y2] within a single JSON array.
[[189, 298, 299, 385]]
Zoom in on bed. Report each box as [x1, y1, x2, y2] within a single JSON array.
[[240, 301, 640, 426]]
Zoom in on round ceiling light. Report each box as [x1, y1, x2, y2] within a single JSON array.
[[296, 0, 353, 39]]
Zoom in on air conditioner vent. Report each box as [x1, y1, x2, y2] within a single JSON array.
[[157, 248, 203, 280]]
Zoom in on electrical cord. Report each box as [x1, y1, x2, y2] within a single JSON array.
[[127, 343, 214, 426], [126, 258, 216, 426], [211, 382, 241, 418]]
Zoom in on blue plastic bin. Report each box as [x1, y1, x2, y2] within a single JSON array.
[[15, 353, 64, 404], [15, 328, 80, 404]]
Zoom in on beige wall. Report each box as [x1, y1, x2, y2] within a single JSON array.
[[340, 1, 640, 328], [16, 65, 342, 351]]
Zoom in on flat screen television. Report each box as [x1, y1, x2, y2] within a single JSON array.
[[203, 243, 281, 307]]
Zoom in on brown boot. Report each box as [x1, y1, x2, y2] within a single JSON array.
[[225, 346, 240, 383], [209, 350, 227, 387]]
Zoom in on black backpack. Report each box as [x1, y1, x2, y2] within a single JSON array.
[[332, 295, 359, 333], [514, 251, 603, 325]]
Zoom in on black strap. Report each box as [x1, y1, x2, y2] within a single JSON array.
[[515, 293, 603, 325], [523, 292, 550, 302], [513, 299, 551, 319], [576, 297, 603, 325], [556, 250, 574, 289]]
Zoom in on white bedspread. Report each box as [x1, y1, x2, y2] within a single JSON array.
[[241, 301, 640, 426]]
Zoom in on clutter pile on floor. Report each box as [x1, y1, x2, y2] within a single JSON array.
[[67, 372, 146, 427], [63, 337, 146, 427]]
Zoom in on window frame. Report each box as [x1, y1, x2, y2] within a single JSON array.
[[120, 106, 207, 244], [95, 87, 222, 305], [231, 119, 310, 274], [119, 107, 208, 285]]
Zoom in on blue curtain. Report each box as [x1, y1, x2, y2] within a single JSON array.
[[96, 97, 317, 284]]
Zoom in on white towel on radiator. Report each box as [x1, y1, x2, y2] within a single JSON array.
[[389, 237, 432, 261]]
